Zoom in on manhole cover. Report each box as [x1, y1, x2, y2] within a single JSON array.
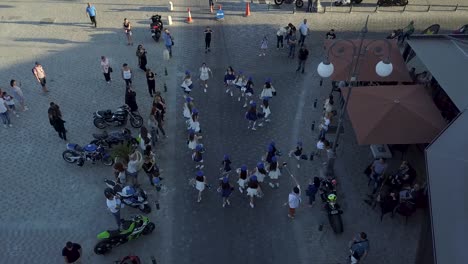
[[40, 18, 56, 24]]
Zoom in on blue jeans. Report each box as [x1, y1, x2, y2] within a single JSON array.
[[112, 211, 121, 228], [0, 111, 10, 125], [166, 45, 172, 57], [289, 45, 296, 58], [299, 34, 306, 46]]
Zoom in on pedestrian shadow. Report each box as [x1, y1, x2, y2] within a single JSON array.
[[14, 38, 86, 45]]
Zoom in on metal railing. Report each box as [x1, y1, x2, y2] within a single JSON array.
[[319, 3, 468, 13]]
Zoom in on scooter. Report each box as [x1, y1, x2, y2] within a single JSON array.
[[274, 0, 304, 8], [105, 180, 151, 214], [334, 0, 363, 6], [94, 215, 155, 255], [377, 0, 408, 6], [150, 14, 163, 42]]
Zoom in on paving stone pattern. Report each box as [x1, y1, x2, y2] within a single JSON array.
[[0, 0, 464, 263]]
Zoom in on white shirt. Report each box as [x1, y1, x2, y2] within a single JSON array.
[[101, 58, 110, 73], [299, 23, 308, 36], [323, 116, 331, 126], [288, 192, 301, 208], [127, 159, 139, 173], [277, 27, 287, 36], [106, 197, 121, 213], [123, 69, 131, 79], [3, 95, 14, 106], [317, 140, 325, 150], [0, 98, 7, 113]]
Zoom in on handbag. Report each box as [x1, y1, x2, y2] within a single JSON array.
[[109, 67, 113, 73]]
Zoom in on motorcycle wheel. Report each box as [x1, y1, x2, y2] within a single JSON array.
[[328, 213, 344, 234], [141, 204, 152, 214], [62, 150, 78, 163], [274, 0, 284, 5], [93, 118, 107, 129], [398, 0, 408, 5], [101, 155, 114, 166], [130, 115, 143, 128], [295, 0, 304, 8], [142, 222, 156, 235], [94, 241, 112, 255]]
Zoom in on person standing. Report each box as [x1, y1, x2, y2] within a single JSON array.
[[2, 92, 19, 118], [326, 29, 336, 39], [48, 102, 67, 140], [286, 30, 297, 59], [127, 151, 142, 186], [105, 189, 122, 229], [267, 156, 281, 188], [125, 86, 138, 113], [33, 62, 49, 93], [276, 26, 287, 49], [162, 29, 174, 58], [219, 176, 233, 207], [237, 165, 248, 193], [146, 69, 156, 97], [306, 177, 320, 207], [122, 63, 132, 86], [285, 185, 301, 219], [204, 26, 213, 53], [348, 232, 370, 263], [123, 18, 133, 45], [307, 0, 314, 12], [194, 170, 207, 203], [62, 241, 82, 264], [153, 105, 167, 138], [136, 45, 148, 71], [100, 56, 112, 83], [259, 79, 275, 100], [199, 63, 212, 93], [246, 175, 261, 208], [0, 96, 12, 128], [9, 80, 28, 111], [296, 45, 309, 73], [369, 158, 388, 194], [259, 36, 268, 56], [86, 2, 97, 28], [298, 19, 309, 46]]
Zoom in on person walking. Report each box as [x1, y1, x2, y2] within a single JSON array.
[[187, 129, 202, 150], [348, 232, 370, 263], [298, 19, 309, 46], [194, 170, 207, 202], [276, 26, 287, 49], [204, 26, 213, 53], [142, 155, 160, 187], [85, 2, 97, 27], [2, 91, 19, 117], [242, 77, 254, 108], [192, 144, 204, 169], [286, 30, 297, 59], [246, 175, 261, 208], [0, 96, 12, 128], [122, 63, 132, 86], [123, 18, 133, 45], [257, 98, 271, 126], [146, 69, 156, 97], [237, 165, 248, 193], [162, 28, 174, 58], [136, 45, 148, 71], [187, 108, 201, 133], [125, 86, 138, 113], [48, 102, 67, 140], [245, 101, 258, 130], [153, 105, 167, 138], [100, 56, 112, 83], [296, 45, 309, 73], [285, 185, 301, 219], [369, 158, 388, 194], [259, 36, 268, 56], [234, 71, 247, 101], [267, 156, 281, 188], [32, 62, 49, 93], [220, 154, 232, 173], [181, 70, 193, 94], [254, 162, 268, 184], [62, 241, 82, 264], [9, 80, 28, 111], [199, 63, 212, 93], [183, 96, 195, 119], [224, 66, 236, 97], [259, 79, 276, 100], [288, 141, 303, 168], [105, 189, 122, 229], [306, 177, 320, 207], [218, 176, 233, 207]]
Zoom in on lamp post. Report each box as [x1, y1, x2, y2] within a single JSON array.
[[316, 15, 394, 176]]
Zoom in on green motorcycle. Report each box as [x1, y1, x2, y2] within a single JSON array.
[[94, 215, 155, 255]]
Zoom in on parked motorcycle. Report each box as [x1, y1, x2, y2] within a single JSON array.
[[325, 193, 344, 234], [150, 14, 163, 42], [105, 180, 151, 213], [274, 0, 304, 8], [94, 214, 155, 255], [93, 105, 143, 129], [90, 128, 138, 149], [377, 0, 408, 6], [62, 143, 113, 166], [334, 0, 363, 6]]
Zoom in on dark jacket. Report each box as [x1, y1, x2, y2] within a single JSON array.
[[298, 48, 309, 61]]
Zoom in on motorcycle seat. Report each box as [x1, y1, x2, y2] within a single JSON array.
[[83, 144, 97, 152], [92, 131, 108, 140], [97, 110, 112, 117]]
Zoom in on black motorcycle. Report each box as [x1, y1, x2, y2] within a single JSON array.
[[274, 0, 304, 8], [90, 128, 138, 149], [150, 14, 163, 42], [324, 195, 344, 234], [93, 105, 143, 129], [377, 0, 408, 6], [334, 0, 363, 6], [62, 143, 114, 166]]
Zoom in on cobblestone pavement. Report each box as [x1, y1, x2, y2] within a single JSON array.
[[0, 0, 465, 263]]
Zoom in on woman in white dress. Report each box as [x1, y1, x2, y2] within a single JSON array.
[[257, 98, 271, 127], [234, 71, 247, 102], [236, 165, 249, 193], [183, 96, 194, 119], [254, 162, 267, 183], [181, 70, 193, 94], [260, 79, 276, 100], [267, 156, 281, 189], [194, 170, 207, 203], [199, 63, 212, 93], [246, 175, 261, 208], [187, 108, 201, 133], [187, 129, 202, 150]]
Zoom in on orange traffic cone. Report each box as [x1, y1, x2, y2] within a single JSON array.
[[245, 3, 251, 17], [187, 8, 193, 23]]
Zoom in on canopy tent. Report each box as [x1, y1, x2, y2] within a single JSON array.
[[425, 110, 468, 264], [407, 35, 468, 110], [341, 85, 446, 145], [323, 39, 412, 82]]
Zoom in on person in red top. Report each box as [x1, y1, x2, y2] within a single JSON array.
[[62, 241, 82, 263]]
